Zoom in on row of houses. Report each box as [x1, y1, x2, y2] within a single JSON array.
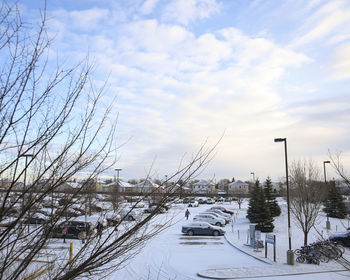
[[1, 178, 282, 196]]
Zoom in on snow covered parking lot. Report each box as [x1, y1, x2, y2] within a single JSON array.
[[113, 203, 268, 280], [108, 200, 350, 280]]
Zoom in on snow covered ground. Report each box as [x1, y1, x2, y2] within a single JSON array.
[[113, 203, 267, 280], [108, 199, 350, 280], [35, 198, 350, 279]]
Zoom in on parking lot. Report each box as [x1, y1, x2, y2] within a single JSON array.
[[114, 203, 268, 280]]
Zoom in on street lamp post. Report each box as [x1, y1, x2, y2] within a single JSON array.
[[250, 172, 255, 183], [115, 168, 122, 208], [274, 138, 294, 265], [22, 154, 33, 232], [323, 160, 330, 184], [323, 160, 331, 229]]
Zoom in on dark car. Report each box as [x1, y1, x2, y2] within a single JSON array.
[[24, 217, 47, 224], [329, 231, 350, 247], [182, 197, 190, 204], [181, 222, 225, 236], [47, 221, 94, 239]]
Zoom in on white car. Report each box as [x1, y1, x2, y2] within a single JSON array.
[[204, 210, 231, 223], [188, 201, 199, 207], [210, 206, 234, 215], [118, 208, 140, 221], [193, 213, 225, 227], [206, 198, 215, 204], [206, 208, 231, 219]]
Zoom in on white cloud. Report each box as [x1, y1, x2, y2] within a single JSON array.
[[162, 0, 221, 26], [118, 20, 194, 52], [139, 0, 160, 15], [55, 8, 109, 31], [40, 1, 350, 180], [289, 0, 350, 48], [329, 42, 350, 80]]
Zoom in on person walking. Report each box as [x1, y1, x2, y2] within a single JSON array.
[[63, 226, 68, 243], [96, 222, 103, 238], [185, 209, 190, 220]]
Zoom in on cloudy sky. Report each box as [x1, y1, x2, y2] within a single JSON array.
[[17, 0, 350, 181]]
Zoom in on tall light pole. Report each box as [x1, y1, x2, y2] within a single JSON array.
[[323, 160, 331, 229], [22, 154, 33, 232], [250, 172, 255, 183], [323, 160, 330, 184], [115, 168, 122, 208], [274, 138, 294, 265]]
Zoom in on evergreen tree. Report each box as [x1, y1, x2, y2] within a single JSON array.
[[247, 180, 274, 232], [264, 177, 281, 217], [247, 180, 260, 223], [324, 181, 348, 219]]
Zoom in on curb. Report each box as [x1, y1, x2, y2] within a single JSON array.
[[224, 232, 273, 265], [197, 267, 348, 279]]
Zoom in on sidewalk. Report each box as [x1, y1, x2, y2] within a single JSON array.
[[197, 206, 350, 279]]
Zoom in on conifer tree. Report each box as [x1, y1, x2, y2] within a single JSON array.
[[324, 181, 348, 219], [246, 180, 260, 223], [247, 180, 274, 232], [264, 177, 281, 217]]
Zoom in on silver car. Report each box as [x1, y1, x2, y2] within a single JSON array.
[[193, 213, 225, 227], [204, 210, 231, 224]]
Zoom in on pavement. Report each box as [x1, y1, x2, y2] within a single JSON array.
[[197, 208, 350, 279]]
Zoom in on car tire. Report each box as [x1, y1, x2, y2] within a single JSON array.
[[128, 216, 135, 221], [215, 222, 222, 227], [188, 230, 194, 236], [213, 230, 219, 236]]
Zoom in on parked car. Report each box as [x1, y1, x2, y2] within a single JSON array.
[[47, 221, 94, 239], [174, 198, 183, 204], [182, 222, 225, 236], [202, 211, 229, 224], [329, 231, 350, 247], [204, 210, 231, 223], [188, 201, 199, 207], [206, 208, 231, 219], [24, 216, 47, 224], [210, 206, 234, 215], [131, 201, 146, 208], [105, 212, 121, 226], [197, 197, 206, 204], [206, 198, 215, 204], [149, 202, 169, 211], [144, 205, 166, 214], [24, 212, 50, 224], [193, 213, 225, 227], [119, 209, 140, 221], [4, 207, 20, 217]]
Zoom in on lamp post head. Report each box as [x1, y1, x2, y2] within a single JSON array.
[[274, 138, 286, 143], [323, 160, 330, 164]]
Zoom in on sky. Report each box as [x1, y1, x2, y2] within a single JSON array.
[[14, 0, 350, 182]]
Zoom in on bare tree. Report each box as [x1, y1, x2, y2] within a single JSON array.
[[329, 150, 350, 188], [0, 2, 218, 279], [289, 160, 327, 246], [236, 193, 245, 209]]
